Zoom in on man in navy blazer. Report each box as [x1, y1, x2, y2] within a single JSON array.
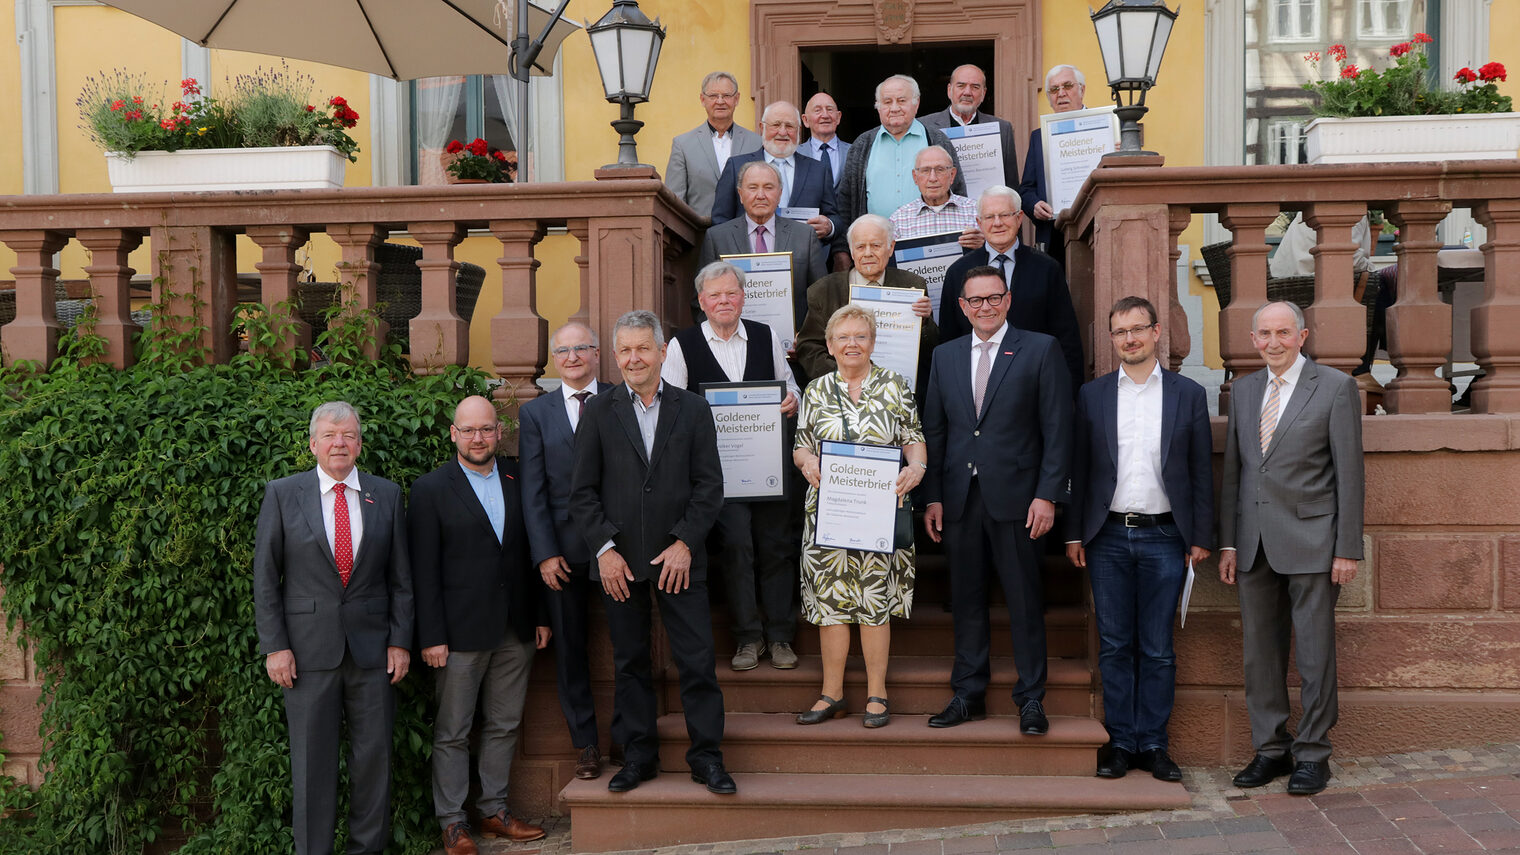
[[1019, 64, 1088, 263], [922, 266, 1072, 735], [1064, 297, 1213, 784], [712, 101, 842, 249], [518, 322, 615, 783]]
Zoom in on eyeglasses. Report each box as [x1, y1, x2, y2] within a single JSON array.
[[961, 292, 1007, 308], [914, 165, 954, 176], [980, 211, 1020, 222], [703, 90, 738, 101], [763, 121, 799, 132], [1050, 81, 1080, 93], [551, 344, 597, 358], [453, 426, 498, 438], [831, 334, 871, 344], [1110, 323, 1158, 340]]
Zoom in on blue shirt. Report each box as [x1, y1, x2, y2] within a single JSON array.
[[864, 120, 931, 218], [458, 459, 504, 544]]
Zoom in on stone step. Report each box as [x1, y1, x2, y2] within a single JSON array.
[[561, 771, 1190, 852], [656, 711, 1109, 776], [672, 655, 1094, 718]]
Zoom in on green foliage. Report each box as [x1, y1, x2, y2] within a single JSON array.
[[0, 297, 490, 854], [1303, 35, 1513, 118]]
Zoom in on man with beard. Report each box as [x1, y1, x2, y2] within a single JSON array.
[[712, 100, 842, 248]]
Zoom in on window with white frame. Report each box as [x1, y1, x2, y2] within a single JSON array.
[[1269, 0, 1320, 42], [1359, 0, 1414, 38]]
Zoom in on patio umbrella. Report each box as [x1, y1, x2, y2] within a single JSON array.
[[99, 0, 579, 80]]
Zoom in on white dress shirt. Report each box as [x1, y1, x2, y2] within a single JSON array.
[[316, 466, 364, 561], [1109, 361, 1171, 514], [662, 321, 801, 401], [560, 380, 598, 433], [1264, 352, 1309, 417], [711, 124, 735, 174]]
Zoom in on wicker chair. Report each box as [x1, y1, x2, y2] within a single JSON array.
[[295, 243, 487, 351], [1200, 239, 1371, 318]]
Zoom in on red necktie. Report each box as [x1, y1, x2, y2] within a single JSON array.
[[333, 482, 353, 587]]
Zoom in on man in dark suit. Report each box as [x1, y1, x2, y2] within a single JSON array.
[[922, 268, 1072, 735], [519, 322, 615, 782], [410, 395, 548, 855], [1219, 301, 1365, 797], [920, 64, 1020, 194], [712, 100, 842, 246], [800, 91, 849, 189], [1019, 64, 1088, 261], [1065, 296, 1213, 783], [699, 159, 828, 343], [665, 71, 763, 217], [939, 185, 1084, 391], [569, 310, 733, 795], [253, 401, 413, 855]]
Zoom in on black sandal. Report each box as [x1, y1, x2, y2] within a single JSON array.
[[796, 694, 847, 725]]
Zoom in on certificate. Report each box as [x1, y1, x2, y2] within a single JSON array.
[[892, 233, 964, 322], [721, 252, 797, 350], [1041, 105, 1119, 217], [849, 283, 923, 388], [703, 381, 788, 501], [938, 122, 1005, 203], [778, 206, 820, 222], [815, 440, 901, 554]]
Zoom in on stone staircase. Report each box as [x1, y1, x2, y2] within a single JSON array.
[[559, 552, 1191, 851]]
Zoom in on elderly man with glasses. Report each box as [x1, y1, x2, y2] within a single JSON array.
[[712, 100, 843, 248], [666, 71, 763, 217]]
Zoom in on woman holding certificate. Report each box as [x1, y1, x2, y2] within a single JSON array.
[[792, 304, 928, 728]]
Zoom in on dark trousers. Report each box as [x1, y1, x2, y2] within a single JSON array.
[[545, 566, 599, 750], [603, 579, 725, 770], [1087, 516, 1188, 752], [283, 648, 394, 855], [713, 499, 797, 645], [943, 478, 1047, 705]]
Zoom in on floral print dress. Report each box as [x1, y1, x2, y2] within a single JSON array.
[[794, 364, 924, 626]]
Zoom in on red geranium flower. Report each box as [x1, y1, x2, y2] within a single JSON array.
[[1390, 42, 1411, 58], [1340, 65, 1360, 80], [1479, 62, 1507, 83], [1455, 67, 1479, 84], [1413, 32, 1433, 44], [328, 95, 347, 107], [181, 78, 201, 95], [466, 137, 489, 157], [1328, 44, 1347, 62], [110, 99, 125, 111], [1303, 51, 1321, 64], [124, 109, 143, 121], [445, 140, 464, 154], [304, 104, 315, 112], [132, 95, 144, 104], [491, 150, 507, 162]]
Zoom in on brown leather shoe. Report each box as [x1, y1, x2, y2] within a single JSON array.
[[575, 744, 603, 780], [479, 810, 546, 842], [442, 822, 478, 855]]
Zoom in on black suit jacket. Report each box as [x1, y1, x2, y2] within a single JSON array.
[[939, 243, 1084, 390], [408, 456, 539, 652], [1065, 368, 1215, 550], [519, 381, 616, 571], [569, 383, 725, 582], [1019, 128, 1057, 248], [710, 150, 844, 245]]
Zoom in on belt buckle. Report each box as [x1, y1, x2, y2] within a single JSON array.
[[1123, 512, 1141, 528]]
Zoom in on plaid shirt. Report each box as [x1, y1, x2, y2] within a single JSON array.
[[889, 194, 978, 242]]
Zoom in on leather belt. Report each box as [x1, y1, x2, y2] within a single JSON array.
[[1108, 511, 1175, 528]]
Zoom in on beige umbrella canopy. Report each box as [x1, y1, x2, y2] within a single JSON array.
[[100, 0, 579, 80]]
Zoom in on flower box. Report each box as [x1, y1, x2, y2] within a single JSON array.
[[1304, 113, 1520, 164], [104, 145, 347, 193]]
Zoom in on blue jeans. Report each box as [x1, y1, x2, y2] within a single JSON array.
[[1086, 516, 1188, 753]]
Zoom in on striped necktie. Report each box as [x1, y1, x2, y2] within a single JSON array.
[[1259, 376, 1286, 454]]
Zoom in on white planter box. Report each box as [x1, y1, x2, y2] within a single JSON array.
[[104, 145, 347, 193], [1305, 113, 1520, 164]]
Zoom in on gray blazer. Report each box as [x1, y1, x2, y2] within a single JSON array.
[[837, 122, 967, 230], [665, 121, 763, 218], [698, 215, 827, 334], [1220, 359, 1365, 574], [918, 107, 1020, 193]]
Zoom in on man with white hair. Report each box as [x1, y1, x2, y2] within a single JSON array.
[[921, 64, 1020, 192], [889, 145, 982, 247], [712, 100, 843, 246], [666, 71, 763, 217], [1020, 65, 1088, 258]]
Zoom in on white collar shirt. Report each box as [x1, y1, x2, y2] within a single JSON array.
[[1263, 352, 1309, 416], [315, 466, 364, 562], [560, 380, 598, 433], [1110, 360, 1171, 514], [661, 321, 801, 402], [711, 124, 734, 173]]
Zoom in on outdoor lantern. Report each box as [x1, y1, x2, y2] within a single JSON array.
[[1090, 0, 1178, 156], [586, 0, 666, 167]]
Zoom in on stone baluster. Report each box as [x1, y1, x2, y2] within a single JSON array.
[[1218, 203, 1279, 412], [245, 226, 312, 363], [488, 219, 547, 420], [0, 230, 69, 368], [1303, 202, 1369, 377], [1468, 199, 1520, 413], [566, 218, 591, 330], [76, 229, 144, 369], [149, 224, 238, 364], [326, 224, 388, 359], [1166, 206, 1193, 372], [1383, 201, 1452, 414], [407, 222, 466, 374]]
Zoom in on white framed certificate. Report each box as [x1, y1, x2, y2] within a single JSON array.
[[778, 206, 820, 222], [721, 252, 797, 350], [849, 284, 923, 388], [938, 121, 1005, 203], [702, 381, 788, 502], [1041, 105, 1119, 217], [892, 233, 964, 322], [815, 440, 900, 554]]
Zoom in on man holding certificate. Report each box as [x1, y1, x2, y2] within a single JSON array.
[[920, 64, 1020, 203], [922, 267, 1072, 735], [663, 261, 802, 672], [711, 101, 842, 249], [1019, 65, 1088, 264]]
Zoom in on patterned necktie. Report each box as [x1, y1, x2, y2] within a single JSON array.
[[1259, 376, 1286, 455], [332, 482, 353, 587], [572, 390, 591, 424], [973, 340, 994, 418], [754, 225, 769, 253]]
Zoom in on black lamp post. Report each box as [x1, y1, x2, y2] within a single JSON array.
[[586, 0, 666, 169], [1090, 0, 1179, 158]]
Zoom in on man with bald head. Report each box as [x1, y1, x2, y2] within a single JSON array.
[[800, 92, 850, 189], [410, 395, 549, 854], [712, 100, 843, 246], [920, 63, 1020, 195]]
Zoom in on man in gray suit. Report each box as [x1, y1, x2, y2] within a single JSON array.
[[666, 71, 763, 217], [919, 64, 1020, 194], [1219, 301, 1364, 797], [254, 401, 413, 855]]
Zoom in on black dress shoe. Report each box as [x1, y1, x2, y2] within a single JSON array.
[[1287, 760, 1330, 795], [691, 762, 737, 794], [1136, 747, 1183, 782], [927, 696, 986, 728], [607, 761, 657, 792], [1019, 699, 1048, 735], [1232, 753, 1295, 788], [1095, 743, 1131, 779]]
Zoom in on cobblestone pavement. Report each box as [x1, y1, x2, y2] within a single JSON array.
[[466, 742, 1520, 855]]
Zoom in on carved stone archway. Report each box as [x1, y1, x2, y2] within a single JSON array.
[[749, 0, 1042, 165]]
